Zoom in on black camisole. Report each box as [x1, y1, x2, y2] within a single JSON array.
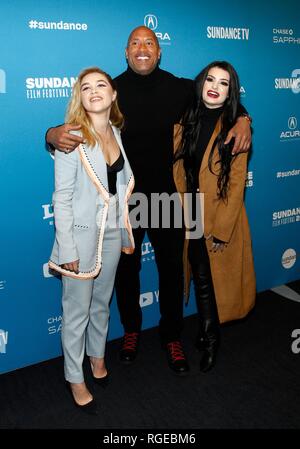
[[106, 152, 124, 195]]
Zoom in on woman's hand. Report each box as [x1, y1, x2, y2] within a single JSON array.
[[207, 235, 226, 252], [211, 240, 225, 252], [62, 260, 79, 273]]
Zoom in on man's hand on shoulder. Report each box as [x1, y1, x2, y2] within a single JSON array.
[[225, 115, 252, 155], [46, 124, 84, 153]]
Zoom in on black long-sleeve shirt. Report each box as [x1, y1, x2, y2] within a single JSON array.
[[114, 66, 193, 195]]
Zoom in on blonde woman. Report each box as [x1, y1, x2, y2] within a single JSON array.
[[49, 67, 134, 414]]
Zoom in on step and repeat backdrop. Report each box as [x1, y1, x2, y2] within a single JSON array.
[[0, 0, 299, 373]]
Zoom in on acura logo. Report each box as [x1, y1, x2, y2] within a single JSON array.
[[288, 117, 297, 130], [144, 14, 158, 31]]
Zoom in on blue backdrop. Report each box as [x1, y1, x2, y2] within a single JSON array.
[[0, 0, 299, 373]]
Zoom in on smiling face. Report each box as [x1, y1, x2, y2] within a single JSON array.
[[202, 67, 230, 109], [80, 72, 116, 116], [125, 26, 161, 76]]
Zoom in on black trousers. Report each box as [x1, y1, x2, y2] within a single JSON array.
[[115, 225, 185, 344], [188, 236, 219, 334]]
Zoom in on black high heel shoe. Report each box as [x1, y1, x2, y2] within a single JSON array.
[[90, 359, 109, 387], [66, 382, 99, 415], [92, 372, 109, 387]]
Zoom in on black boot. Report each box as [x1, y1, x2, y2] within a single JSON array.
[[195, 330, 206, 352], [198, 316, 220, 373], [189, 237, 220, 373]]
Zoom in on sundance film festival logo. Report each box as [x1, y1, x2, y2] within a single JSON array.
[[144, 14, 171, 44], [273, 28, 300, 45], [0, 329, 8, 354], [42, 203, 54, 225], [280, 116, 300, 141], [272, 206, 300, 227], [245, 171, 253, 188], [275, 69, 300, 94], [142, 241, 155, 263], [26, 76, 76, 100], [207, 26, 250, 40], [282, 248, 297, 269], [0, 69, 6, 94], [28, 19, 88, 31]]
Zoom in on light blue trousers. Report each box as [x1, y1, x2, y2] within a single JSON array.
[[61, 197, 121, 383]]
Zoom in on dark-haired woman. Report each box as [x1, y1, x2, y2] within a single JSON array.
[[174, 61, 256, 372]]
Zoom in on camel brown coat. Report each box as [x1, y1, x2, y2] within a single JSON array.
[[173, 121, 256, 323]]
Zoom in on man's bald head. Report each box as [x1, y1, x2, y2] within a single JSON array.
[[125, 26, 161, 76]]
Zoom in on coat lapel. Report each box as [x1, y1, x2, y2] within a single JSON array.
[[199, 118, 222, 175]]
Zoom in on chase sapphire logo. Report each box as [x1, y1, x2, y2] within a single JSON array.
[[288, 117, 297, 130], [144, 14, 158, 31], [0, 69, 6, 94]]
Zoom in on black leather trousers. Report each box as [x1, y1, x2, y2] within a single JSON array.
[[188, 236, 220, 353]]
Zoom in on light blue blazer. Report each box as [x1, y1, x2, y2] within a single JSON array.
[[49, 126, 135, 279]]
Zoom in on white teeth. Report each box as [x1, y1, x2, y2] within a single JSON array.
[[137, 56, 149, 60]]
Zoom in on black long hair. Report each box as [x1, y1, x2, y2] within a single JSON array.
[[175, 61, 240, 200]]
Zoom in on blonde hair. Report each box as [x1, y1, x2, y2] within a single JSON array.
[[65, 67, 124, 147]]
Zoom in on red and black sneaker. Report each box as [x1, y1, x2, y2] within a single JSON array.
[[166, 341, 189, 375], [119, 332, 140, 364]]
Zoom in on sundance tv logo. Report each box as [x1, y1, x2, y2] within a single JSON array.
[[280, 116, 300, 141], [26, 76, 77, 100], [144, 14, 171, 44], [0, 69, 6, 94], [207, 26, 250, 40]]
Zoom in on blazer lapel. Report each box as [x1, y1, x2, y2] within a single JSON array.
[[112, 126, 134, 190], [78, 142, 110, 202]]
